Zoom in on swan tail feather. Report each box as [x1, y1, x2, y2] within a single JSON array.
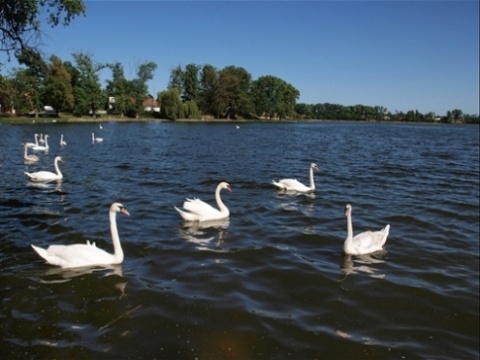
[[174, 206, 198, 221], [31, 244, 67, 267], [382, 224, 390, 244], [272, 180, 287, 190]]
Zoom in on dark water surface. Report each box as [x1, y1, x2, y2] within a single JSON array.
[[0, 121, 478, 359]]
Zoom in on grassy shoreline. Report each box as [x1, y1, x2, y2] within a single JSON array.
[[1, 115, 475, 126]]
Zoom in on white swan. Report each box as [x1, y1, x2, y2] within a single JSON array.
[[32, 134, 49, 152], [23, 143, 39, 162], [25, 133, 39, 149], [60, 134, 67, 146], [31, 203, 130, 268], [272, 163, 319, 193], [92, 132, 103, 143], [24, 156, 63, 182], [175, 182, 232, 222], [343, 203, 390, 255]]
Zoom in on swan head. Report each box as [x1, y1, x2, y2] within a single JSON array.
[[310, 163, 319, 171], [219, 182, 232, 192], [345, 203, 352, 217], [111, 202, 130, 216], [55, 156, 64, 163]]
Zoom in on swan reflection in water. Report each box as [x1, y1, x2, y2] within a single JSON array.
[[274, 190, 316, 199], [32, 264, 127, 297], [275, 191, 316, 215], [179, 218, 230, 250], [340, 252, 386, 281], [34, 263, 122, 281], [27, 179, 62, 190]]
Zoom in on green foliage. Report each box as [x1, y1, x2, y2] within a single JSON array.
[[43, 55, 74, 114], [1, 0, 85, 59], [168, 65, 184, 94], [105, 62, 129, 116], [183, 64, 200, 102], [183, 100, 201, 119], [250, 75, 299, 119], [72, 52, 105, 116], [198, 64, 220, 117], [105, 61, 157, 118], [159, 88, 183, 120], [11, 67, 43, 116]]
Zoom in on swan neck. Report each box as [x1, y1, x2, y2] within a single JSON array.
[[309, 166, 315, 190], [110, 210, 124, 263], [54, 158, 63, 177], [215, 185, 228, 214], [346, 210, 353, 245]]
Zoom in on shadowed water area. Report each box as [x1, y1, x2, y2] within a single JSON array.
[[0, 121, 478, 359]]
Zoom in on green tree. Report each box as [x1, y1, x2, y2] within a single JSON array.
[[295, 103, 314, 119], [63, 61, 79, 87], [105, 62, 128, 116], [9, 68, 43, 116], [373, 106, 388, 121], [13, 48, 48, 117], [182, 63, 200, 102], [168, 65, 184, 94], [451, 109, 463, 123], [159, 88, 183, 120], [105, 61, 157, 118], [129, 61, 157, 118], [43, 55, 74, 115], [198, 64, 220, 117], [250, 75, 299, 120], [277, 81, 299, 119], [183, 100, 201, 119], [0, 0, 85, 61], [424, 112, 436, 122], [72, 52, 106, 117], [217, 66, 253, 119], [250, 75, 277, 119]]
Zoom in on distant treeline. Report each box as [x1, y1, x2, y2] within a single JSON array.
[[294, 103, 479, 124], [0, 54, 478, 124]]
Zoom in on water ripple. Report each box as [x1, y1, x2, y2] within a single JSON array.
[[0, 122, 478, 359]]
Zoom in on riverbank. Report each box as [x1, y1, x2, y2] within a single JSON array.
[[1, 115, 477, 125]]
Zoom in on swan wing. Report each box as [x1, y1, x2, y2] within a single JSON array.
[[183, 198, 217, 215], [24, 155, 39, 162], [352, 224, 390, 254], [175, 198, 226, 222], [175, 206, 200, 221], [32, 243, 114, 268], [272, 180, 287, 190], [273, 178, 310, 192], [24, 171, 60, 182]]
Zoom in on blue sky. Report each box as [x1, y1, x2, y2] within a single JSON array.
[[3, 1, 479, 115]]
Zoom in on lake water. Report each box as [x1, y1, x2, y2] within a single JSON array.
[[0, 120, 478, 359]]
